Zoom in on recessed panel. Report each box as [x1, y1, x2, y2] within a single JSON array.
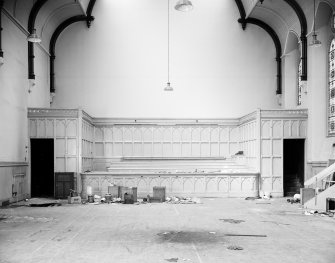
[[56, 120, 66, 137], [272, 157, 282, 176], [201, 127, 211, 141], [261, 139, 271, 156], [201, 143, 210, 156], [163, 143, 172, 157], [30, 119, 37, 137], [143, 128, 152, 142], [56, 139, 66, 156], [66, 120, 77, 137], [95, 127, 104, 141], [182, 143, 191, 156], [210, 143, 219, 156], [192, 128, 201, 141], [272, 121, 282, 138], [105, 143, 113, 156], [124, 142, 133, 156], [104, 128, 113, 141], [261, 121, 271, 139], [46, 119, 54, 137], [134, 142, 142, 156], [261, 158, 271, 176], [272, 139, 282, 156], [133, 128, 142, 141], [114, 143, 123, 156], [67, 139, 77, 155], [192, 143, 201, 156], [67, 157, 77, 172], [211, 128, 219, 141], [220, 128, 229, 141], [37, 119, 46, 137], [95, 142, 104, 156]]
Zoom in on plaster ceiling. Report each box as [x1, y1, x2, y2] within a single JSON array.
[[3, 0, 89, 53], [243, 0, 335, 55], [2, 0, 335, 57]]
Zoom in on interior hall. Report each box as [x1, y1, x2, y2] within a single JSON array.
[[0, 0, 335, 262]]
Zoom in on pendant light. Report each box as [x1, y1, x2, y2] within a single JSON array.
[[27, 28, 41, 43], [175, 0, 193, 12], [310, 0, 321, 47], [27, 1, 41, 43], [165, 0, 173, 91]]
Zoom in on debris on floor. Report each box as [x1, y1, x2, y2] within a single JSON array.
[[165, 196, 201, 204], [287, 193, 301, 204], [259, 191, 272, 199], [227, 245, 244, 250], [245, 197, 261, 200], [304, 210, 318, 215], [165, 258, 179, 262], [304, 210, 334, 217], [219, 219, 245, 224]]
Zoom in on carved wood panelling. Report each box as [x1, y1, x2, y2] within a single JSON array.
[[80, 173, 259, 198], [260, 118, 307, 195], [82, 119, 94, 172], [29, 118, 79, 173], [93, 125, 250, 159], [0, 163, 28, 202]]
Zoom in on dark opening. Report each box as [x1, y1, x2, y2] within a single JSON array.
[[31, 139, 54, 197], [283, 139, 305, 197]]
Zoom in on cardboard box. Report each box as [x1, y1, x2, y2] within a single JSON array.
[[108, 185, 120, 198], [300, 188, 315, 205], [120, 187, 137, 202], [153, 186, 166, 202], [68, 196, 81, 204]]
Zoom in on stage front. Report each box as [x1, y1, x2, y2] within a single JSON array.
[[80, 157, 260, 198]]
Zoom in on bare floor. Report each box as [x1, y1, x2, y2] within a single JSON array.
[[0, 198, 334, 263]]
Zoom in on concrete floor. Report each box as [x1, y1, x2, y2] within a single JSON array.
[[0, 198, 334, 263]]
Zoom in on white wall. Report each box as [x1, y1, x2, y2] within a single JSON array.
[[52, 0, 279, 118], [283, 49, 300, 108], [307, 24, 335, 162], [0, 13, 50, 162]]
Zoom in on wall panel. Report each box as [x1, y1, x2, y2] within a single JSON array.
[[260, 110, 308, 196]]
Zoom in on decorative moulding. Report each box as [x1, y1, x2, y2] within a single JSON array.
[[0, 162, 28, 167], [260, 109, 308, 119], [28, 108, 80, 118]]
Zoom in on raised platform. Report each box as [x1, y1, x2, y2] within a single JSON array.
[[81, 157, 259, 198]]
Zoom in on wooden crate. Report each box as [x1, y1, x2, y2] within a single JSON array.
[[153, 186, 166, 202]]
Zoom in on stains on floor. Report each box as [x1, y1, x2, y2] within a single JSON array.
[[227, 245, 244, 250], [157, 231, 225, 244], [219, 219, 245, 224]]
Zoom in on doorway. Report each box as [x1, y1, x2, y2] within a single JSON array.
[[283, 139, 305, 197], [30, 139, 54, 197]]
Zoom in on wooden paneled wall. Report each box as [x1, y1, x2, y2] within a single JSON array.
[[82, 119, 94, 172], [0, 163, 28, 204], [29, 117, 79, 173], [27, 108, 308, 197], [260, 110, 308, 196], [81, 173, 260, 198], [93, 125, 240, 157]]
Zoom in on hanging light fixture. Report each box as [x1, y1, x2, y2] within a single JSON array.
[[310, 0, 321, 47], [165, 0, 173, 91], [175, 0, 193, 12], [27, 28, 41, 43]]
